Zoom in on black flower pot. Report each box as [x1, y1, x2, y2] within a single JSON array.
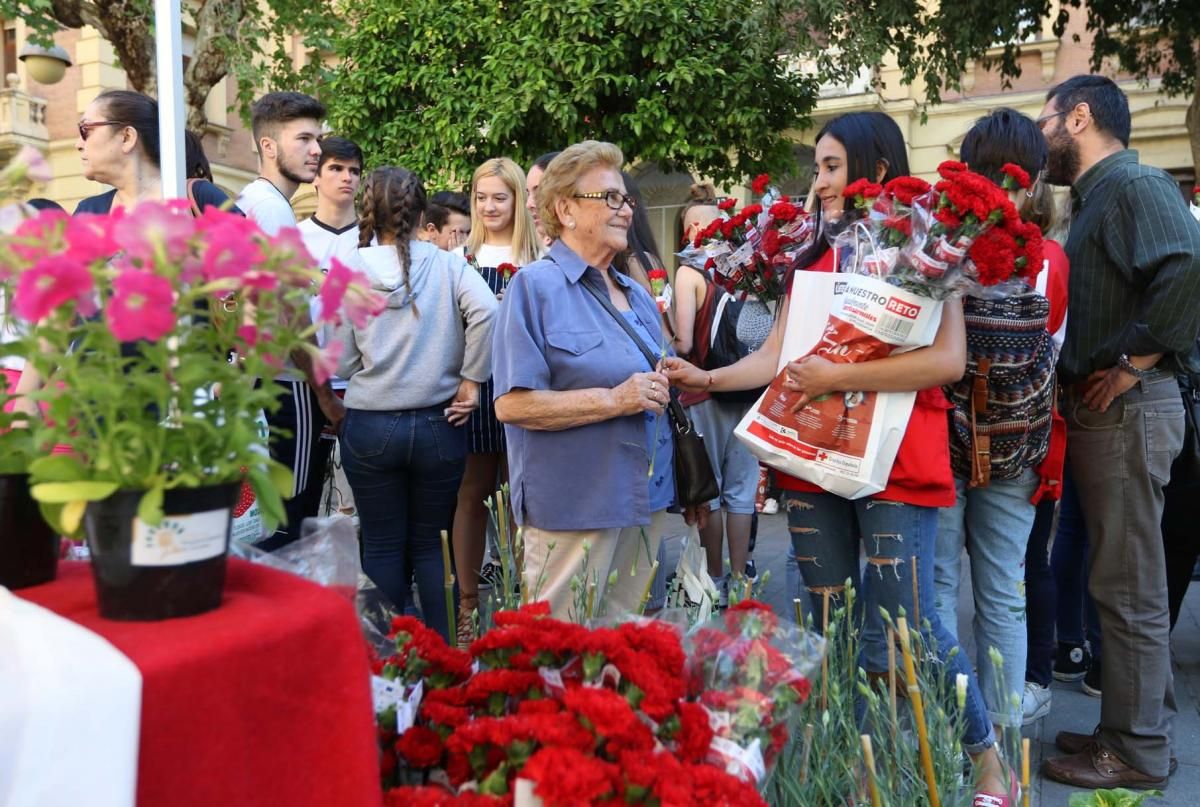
[[0, 473, 60, 589], [84, 483, 239, 620]]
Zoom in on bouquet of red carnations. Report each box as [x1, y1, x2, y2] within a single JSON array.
[[679, 173, 815, 304], [835, 160, 1045, 300], [373, 601, 822, 806], [684, 601, 823, 785]]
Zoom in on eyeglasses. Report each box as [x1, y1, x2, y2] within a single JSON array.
[[78, 121, 128, 141], [573, 190, 637, 211], [1035, 110, 1068, 131]]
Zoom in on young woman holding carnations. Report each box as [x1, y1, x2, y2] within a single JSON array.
[[453, 158, 541, 644], [663, 112, 1013, 804]]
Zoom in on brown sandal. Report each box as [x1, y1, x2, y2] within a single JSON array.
[[456, 594, 479, 648]]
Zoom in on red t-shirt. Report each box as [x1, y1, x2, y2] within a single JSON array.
[[776, 249, 956, 507], [1030, 240, 1070, 503]]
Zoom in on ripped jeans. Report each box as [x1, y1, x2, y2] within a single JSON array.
[[785, 491, 995, 753]]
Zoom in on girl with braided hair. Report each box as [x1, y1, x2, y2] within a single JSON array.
[[336, 167, 499, 642]]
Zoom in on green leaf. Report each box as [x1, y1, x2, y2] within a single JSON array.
[[28, 454, 88, 482], [30, 481, 121, 504], [138, 485, 165, 525]]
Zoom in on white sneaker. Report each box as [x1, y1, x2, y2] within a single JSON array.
[[762, 498, 779, 515], [1021, 681, 1052, 726]]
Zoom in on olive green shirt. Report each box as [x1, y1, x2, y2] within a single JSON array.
[[1059, 150, 1200, 384]]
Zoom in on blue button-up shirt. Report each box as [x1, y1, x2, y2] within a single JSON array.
[[493, 239, 672, 530]]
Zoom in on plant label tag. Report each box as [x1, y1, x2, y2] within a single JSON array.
[[371, 675, 403, 714], [395, 679, 423, 733], [130, 507, 230, 566]]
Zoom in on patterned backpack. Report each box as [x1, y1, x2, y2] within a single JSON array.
[[945, 292, 1056, 486]]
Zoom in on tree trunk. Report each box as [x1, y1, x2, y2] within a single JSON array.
[[51, 0, 217, 132]]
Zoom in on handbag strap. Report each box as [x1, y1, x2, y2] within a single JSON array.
[[579, 275, 693, 432]]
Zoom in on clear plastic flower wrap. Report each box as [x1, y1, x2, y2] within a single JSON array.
[[677, 175, 817, 303], [683, 601, 825, 785]]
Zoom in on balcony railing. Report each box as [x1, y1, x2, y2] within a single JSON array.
[[0, 75, 49, 149]]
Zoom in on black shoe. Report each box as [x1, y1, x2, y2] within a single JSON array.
[[1082, 658, 1102, 698], [1054, 641, 1093, 682], [745, 559, 757, 580], [478, 561, 503, 589]]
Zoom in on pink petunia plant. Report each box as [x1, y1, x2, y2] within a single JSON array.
[[0, 189, 385, 534]]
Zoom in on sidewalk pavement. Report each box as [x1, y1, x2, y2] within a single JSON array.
[[658, 510, 1200, 806]]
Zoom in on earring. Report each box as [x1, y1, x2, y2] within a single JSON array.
[[567, 220, 576, 230]]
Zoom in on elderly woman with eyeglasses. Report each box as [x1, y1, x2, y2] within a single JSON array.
[[493, 141, 700, 619]]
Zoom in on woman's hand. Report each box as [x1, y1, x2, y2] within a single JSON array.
[[783, 355, 843, 410], [612, 371, 670, 416], [446, 378, 480, 426], [660, 356, 710, 392]]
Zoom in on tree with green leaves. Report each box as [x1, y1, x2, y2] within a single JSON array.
[[325, 0, 824, 186], [805, 0, 1199, 174], [4, 0, 339, 132]]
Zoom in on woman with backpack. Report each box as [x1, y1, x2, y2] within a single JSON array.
[[664, 112, 1013, 805], [931, 108, 1070, 738], [673, 184, 760, 597]]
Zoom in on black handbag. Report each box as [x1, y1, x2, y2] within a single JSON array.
[[581, 280, 720, 508]]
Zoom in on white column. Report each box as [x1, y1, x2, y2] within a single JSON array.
[[154, 0, 185, 199]]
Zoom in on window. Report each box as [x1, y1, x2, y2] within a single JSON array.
[[3, 25, 16, 79]]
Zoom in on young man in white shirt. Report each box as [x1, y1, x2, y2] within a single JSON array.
[[237, 91, 344, 551], [298, 136, 363, 274]]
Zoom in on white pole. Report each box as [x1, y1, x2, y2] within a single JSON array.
[[154, 0, 186, 199]]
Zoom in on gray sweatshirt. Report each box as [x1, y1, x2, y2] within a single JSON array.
[[336, 240, 498, 411]]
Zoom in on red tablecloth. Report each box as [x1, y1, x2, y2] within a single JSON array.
[[19, 558, 383, 807]]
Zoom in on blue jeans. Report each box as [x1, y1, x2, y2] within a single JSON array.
[[934, 468, 1038, 728], [1050, 470, 1101, 653], [340, 406, 467, 642], [786, 491, 995, 752]]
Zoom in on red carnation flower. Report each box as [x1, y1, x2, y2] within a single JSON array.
[[741, 203, 763, 220], [717, 198, 737, 212], [843, 179, 884, 208], [676, 701, 714, 763], [938, 160, 967, 177], [395, 726, 444, 769], [883, 175, 933, 206], [1000, 163, 1031, 190], [768, 200, 800, 223], [751, 173, 771, 195], [523, 747, 619, 807]]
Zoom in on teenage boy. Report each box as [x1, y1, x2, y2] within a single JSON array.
[[298, 135, 363, 273], [420, 191, 471, 251], [238, 91, 344, 550]]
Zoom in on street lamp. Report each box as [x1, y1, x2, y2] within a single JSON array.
[[18, 43, 72, 85]]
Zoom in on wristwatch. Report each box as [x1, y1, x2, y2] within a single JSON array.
[[1117, 354, 1151, 378]]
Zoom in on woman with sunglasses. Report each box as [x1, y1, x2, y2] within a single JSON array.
[[493, 140, 702, 620], [74, 90, 236, 215]]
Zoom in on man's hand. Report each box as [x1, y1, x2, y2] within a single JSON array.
[[1082, 366, 1139, 413], [447, 379, 480, 426]]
